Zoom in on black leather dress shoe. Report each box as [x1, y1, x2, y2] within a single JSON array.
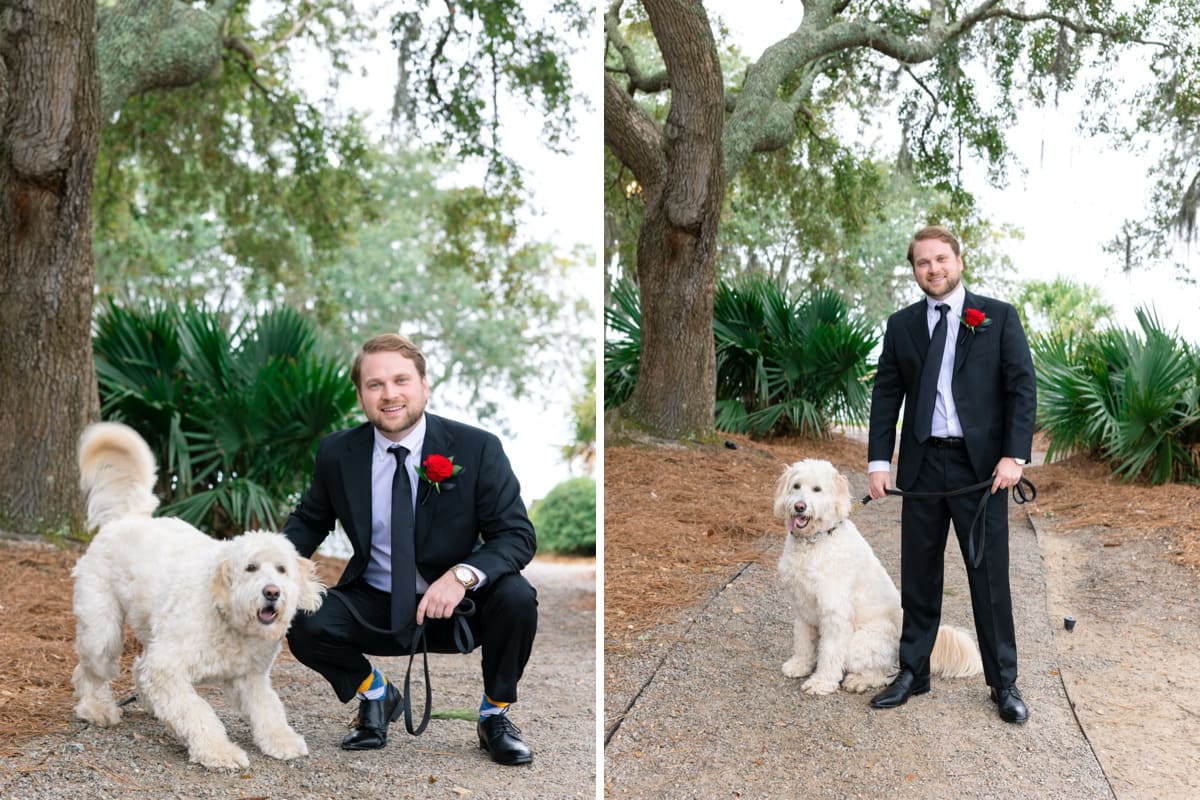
[[477, 714, 533, 765], [341, 683, 403, 750], [990, 685, 1029, 724], [869, 669, 930, 709]]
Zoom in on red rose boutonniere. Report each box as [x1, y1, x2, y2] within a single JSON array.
[[960, 307, 992, 333], [417, 453, 463, 493]]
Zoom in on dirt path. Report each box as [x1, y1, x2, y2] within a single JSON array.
[[603, 436, 1200, 800], [0, 552, 597, 800], [1037, 520, 1200, 798]]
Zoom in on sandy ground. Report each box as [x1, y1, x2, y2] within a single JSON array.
[[0, 552, 597, 799], [604, 432, 1200, 799]]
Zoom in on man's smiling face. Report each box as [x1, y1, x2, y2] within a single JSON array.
[[910, 237, 964, 301], [356, 350, 429, 441]]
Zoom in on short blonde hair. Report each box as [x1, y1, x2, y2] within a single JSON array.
[[907, 225, 961, 265], [350, 334, 427, 388]]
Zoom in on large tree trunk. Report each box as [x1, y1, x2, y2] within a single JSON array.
[[620, 0, 725, 438], [0, 0, 101, 536]]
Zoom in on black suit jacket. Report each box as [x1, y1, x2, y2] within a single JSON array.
[[868, 290, 1036, 490], [283, 414, 536, 589]]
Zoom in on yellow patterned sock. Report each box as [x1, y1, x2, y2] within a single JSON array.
[[479, 693, 510, 719], [356, 667, 388, 700]]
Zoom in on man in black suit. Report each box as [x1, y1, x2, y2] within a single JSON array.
[[284, 333, 537, 763], [866, 226, 1036, 724]]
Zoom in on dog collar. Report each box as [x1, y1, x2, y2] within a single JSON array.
[[800, 520, 839, 543]]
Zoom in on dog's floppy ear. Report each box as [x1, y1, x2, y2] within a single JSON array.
[[210, 554, 235, 617], [773, 464, 795, 519], [833, 471, 852, 521], [295, 556, 326, 613]]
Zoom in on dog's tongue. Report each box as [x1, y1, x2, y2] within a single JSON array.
[[788, 514, 808, 533], [257, 607, 278, 624]]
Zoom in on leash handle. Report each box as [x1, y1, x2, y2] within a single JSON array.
[[859, 477, 1036, 569], [402, 598, 475, 736]]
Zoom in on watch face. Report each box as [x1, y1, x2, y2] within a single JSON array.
[[455, 566, 473, 585]]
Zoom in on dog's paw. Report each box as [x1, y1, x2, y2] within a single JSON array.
[[782, 657, 814, 678], [257, 727, 308, 760], [801, 674, 841, 695], [841, 671, 889, 693], [191, 741, 251, 770], [74, 698, 122, 727]]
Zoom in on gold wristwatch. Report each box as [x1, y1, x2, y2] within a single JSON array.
[[452, 564, 478, 590]]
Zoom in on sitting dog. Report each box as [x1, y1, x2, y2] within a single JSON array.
[[71, 422, 325, 769], [774, 458, 982, 694]]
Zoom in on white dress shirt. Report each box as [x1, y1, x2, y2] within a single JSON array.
[[868, 284, 967, 475]]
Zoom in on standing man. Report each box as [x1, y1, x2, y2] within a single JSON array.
[[284, 333, 538, 763], [866, 226, 1036, 724]]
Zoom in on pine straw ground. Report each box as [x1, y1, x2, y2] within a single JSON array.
[[604, 430, 1200, 650]]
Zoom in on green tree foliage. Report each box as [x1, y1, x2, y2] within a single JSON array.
[[529, 477, 596, 556], [603, 0, 1150, 438], [389, 0, 588, 179], [1016, 277, 1115, 338], [562, 359, 597, 475], [1035, 308, 1200, 484], [92, 302, 358, 538]]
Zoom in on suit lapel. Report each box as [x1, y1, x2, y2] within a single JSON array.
[[954, 291, 983, 372], [415, 414, 455, 556], [904, 300, 930, 356], [339, 423, 375, 558]]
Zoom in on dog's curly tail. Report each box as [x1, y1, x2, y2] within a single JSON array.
[[78, 422, 160, 530]]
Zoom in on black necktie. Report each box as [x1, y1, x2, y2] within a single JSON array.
[[914, 303, 950, 444], [388, 444, 416, 631]]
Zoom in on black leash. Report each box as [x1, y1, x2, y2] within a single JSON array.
[[860, 477, 1036, 569], [326, 591, 476, 736]]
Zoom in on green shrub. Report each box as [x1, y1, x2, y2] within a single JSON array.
[[1034, 308, 1200, 484], [713, 277, 877, 437], [530, 477, 596, 556], [603, 275, 878, 437], [93, 301, 358, 537]]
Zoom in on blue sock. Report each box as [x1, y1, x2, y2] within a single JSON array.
[[356, 667, 388, 701], [479, 693, 510, 720]]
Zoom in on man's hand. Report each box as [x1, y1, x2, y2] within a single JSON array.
[[867, 470, 892, 500], [416, 572, 467, 625], [991, 457, 1023, 495]]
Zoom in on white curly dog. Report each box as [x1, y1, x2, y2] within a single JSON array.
[[71, 422, 325, 769], [774, 458, 982, 695]]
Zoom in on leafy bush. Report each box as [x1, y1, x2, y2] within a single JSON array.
[[603, 275, 878, 437], [530, 477, 596, 556], [93, 302, 358, 537], [603, 278, 641, 410], [1035, 308, 1200, 484], [713, 277, 878, 437]]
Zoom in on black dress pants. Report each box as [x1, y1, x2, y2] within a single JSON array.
[[898, 445, 1017, 689], [287, 571, 538, 704]]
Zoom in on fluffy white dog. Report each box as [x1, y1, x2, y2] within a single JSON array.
[[71, 422, 325, 769], [774, 458, 982, 695]]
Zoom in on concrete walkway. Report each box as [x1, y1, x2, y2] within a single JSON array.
[[604, 474, 1113, 799]]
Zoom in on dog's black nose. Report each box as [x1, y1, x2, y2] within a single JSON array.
[[262, 585, 280, 602], [794, 502, 806, 513]]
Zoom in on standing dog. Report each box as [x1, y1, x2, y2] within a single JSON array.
[[71, 422, 325, 769], [774, 458, 981, 694]]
